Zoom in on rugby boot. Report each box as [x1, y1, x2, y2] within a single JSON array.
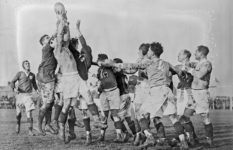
[[97, 129, 106, 142], [134, 132, 141, 146], [85, 133, 92, 145], [206, 137, 213, 148], [138, 134, 156, 149], [28, 118, 35, 136], [205, 123, 213, 148], [114, 133, 123, 143], [51, 120, 59, 134], [122, 132, 130, 143], [37, 109, 46, 136], [58, 122, 66, 143], [65, 118, 76, 144], [44, 110, 56, 134], [179, 140, 189, 150]]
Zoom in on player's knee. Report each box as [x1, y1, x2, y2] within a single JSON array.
[[82, 109, 89, 118], [169, 114, 178, 124]]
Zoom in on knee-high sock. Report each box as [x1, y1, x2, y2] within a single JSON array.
[[54, 104, 62, 121], [125, 116, 136, 135], [88, 103, 99, 116], [204, 123, 213, 138], [134, 119, 141, 133], [139, 118, 150, 132], [83, 117, 91, 132]]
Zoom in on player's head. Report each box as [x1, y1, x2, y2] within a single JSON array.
[[70, 37, 79, 49], [39, 34, 50, 46], [138, 43, 150, 58], [97, 53, 108, 65], [147, 42, 163, 59], [22, 60, 30, 71], [195, 45, 209, 60], [49, 36, 57, 48], [113, 58, 123, 72], [178, 49, 191, 62]]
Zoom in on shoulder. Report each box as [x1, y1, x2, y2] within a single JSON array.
[[174, 64, 182, 70], [203, 60, 212, 70]]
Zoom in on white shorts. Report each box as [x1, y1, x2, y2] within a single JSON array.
[[140, 85, 176, 119], [99, 88, 121, 111], [134, 86, 150, 104], [192, 89, 210, 114], [16, 93, 35, 114], [61, 72, 92, 101], [176, 89, 196, 116]]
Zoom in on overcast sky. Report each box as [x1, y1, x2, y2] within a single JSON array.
[[0, 0, 232, 94]]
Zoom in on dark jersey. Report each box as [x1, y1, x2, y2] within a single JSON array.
[[97, 67, 117, 91], [115, 72, 129, 96], [37, 43, 57, 83], [175, 65, 193, 90]]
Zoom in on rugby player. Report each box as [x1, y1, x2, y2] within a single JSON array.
[[11, 60, 38, 136]]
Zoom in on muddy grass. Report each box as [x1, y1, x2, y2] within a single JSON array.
[[0, 109, 233, 150]]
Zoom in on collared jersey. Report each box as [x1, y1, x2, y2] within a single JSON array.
[[11, 71, 38, 93]]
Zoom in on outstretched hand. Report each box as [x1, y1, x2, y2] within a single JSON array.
[[76, 20, 81, 30]]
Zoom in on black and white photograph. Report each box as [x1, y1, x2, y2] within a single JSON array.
[[0, 0, 232, 149]]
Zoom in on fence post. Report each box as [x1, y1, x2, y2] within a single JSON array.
[[231, 97, 233, 111]]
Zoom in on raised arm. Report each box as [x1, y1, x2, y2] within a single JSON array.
[[76, 20, 87, 48], [55, 15, 65, 56]]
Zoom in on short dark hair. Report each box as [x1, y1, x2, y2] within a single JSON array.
[[22, 60, 29, 69], [70, 38, 79, 46], [139, 43, 150, 56], [39, 34, 49, 46], [97, 54, 108, 61], [183, 49, 191, 59], [150, 42, 163, 57], [113, 58, 123, 63], [197, 45, 209, 56]]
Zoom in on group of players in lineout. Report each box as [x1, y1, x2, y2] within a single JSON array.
[[10, 2, 214, 150]]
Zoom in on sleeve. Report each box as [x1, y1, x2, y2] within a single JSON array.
[[31, 73, 38, 91], [79, 35, 92, 69], [10, 72, 20, 89], [78, 35, 87, 48], [68, 40, 80, 58]]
